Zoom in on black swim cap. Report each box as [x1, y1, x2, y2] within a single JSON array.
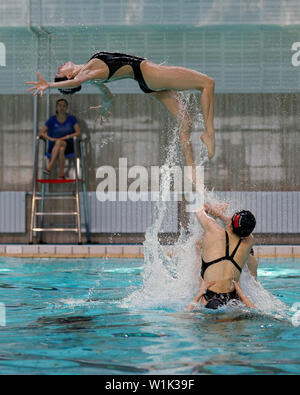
[[54, 76, 82, 95], [231, 210, 256, 238]]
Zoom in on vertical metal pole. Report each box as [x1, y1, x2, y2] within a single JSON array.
[[80, 140, 91, 243], [28, 0, 40, 243], [73, 137, 82, 244], [40, 0, 51, 242], [30, 136, 40, 243], [32, 95, 39, 242], [38, 139, 47, 243]]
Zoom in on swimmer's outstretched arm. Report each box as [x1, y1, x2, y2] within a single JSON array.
[[26, 69, 100, 96], [186, 280, 216, 311], [233, 281, 256, 309], [89, 81, 113, 115]]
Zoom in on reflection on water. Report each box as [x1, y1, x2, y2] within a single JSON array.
[[0, 256, 299, 374]]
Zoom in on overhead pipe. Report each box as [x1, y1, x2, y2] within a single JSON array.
[[27, 0, 52, 242], [39, 0, 52, 120], [27, 0, 39, 146], [27, 0, 52, 129]]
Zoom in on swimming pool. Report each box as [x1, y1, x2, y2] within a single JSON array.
[[0, 257, 299, 375]]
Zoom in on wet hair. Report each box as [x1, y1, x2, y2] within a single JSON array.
[[231, 210, 256, 238], [54, 75, 82, 95]]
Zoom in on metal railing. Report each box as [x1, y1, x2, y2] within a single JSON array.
[[29, 135, 90, 244]]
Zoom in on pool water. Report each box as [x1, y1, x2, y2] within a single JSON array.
[[0, 257, 299, 375]]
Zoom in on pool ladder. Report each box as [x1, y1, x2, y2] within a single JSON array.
[[29, 136, 91, 244]]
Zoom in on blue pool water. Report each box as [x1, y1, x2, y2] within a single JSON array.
[[0, 257, 299, 375]]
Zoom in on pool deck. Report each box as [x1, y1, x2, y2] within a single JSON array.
[[0, 244, 299, 259]]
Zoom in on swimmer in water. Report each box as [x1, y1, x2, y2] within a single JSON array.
[[187, 202, 257, 311], [25, 52, 216, 171]]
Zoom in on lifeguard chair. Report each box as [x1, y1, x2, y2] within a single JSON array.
[[29, 135, 90, 244]]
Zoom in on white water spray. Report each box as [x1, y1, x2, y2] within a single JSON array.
[[123, 94, 289, 320]]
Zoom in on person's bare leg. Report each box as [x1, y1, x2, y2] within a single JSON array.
[[142, 62, 215, 158], [151, 90, 205, 190], [46, 140, 66, 175], [58, 142, 66, 177], [152, 90, 194, 168], [199, 79, 215, 158], [46, 140, 61, 172]]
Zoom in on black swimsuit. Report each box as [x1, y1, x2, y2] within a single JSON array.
[[201, 231, 242, 309], [88, 52, 156, 94]]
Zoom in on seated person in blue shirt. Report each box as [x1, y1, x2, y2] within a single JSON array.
[[39, 99, 81, 179]]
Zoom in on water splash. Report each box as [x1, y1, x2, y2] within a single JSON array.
[[240, 265, 288, 319], [123, 94, 289, 321], [98, 133, 115, 148], [124, 93, 206, 309]]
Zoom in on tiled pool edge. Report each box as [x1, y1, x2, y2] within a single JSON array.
[[0, 245, 299, 259]]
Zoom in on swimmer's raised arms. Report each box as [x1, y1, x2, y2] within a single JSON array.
[[25, 52, 216, 169]]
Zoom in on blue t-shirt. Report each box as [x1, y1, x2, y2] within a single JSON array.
[[45, 114, 78, 155], [45, 114, 78, 139]]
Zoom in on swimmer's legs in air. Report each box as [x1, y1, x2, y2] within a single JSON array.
[[144, 63, 215, 159], [151, 90, 205, 189]]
